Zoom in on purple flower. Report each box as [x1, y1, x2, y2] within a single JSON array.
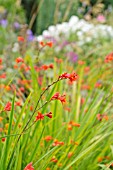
[[27, 34, 34, 41], [0, 19, 8, 27], [27, 29, 33, 35], [66, 51, 78, 62], [14, 22, 20, 29], [27, 29, 34, 41], [60, 41, 70, 49]]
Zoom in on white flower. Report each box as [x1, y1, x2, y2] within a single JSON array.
[[12, 43, 19, 52], [69, 16, 79, 25], [36, 35, 43, 42], [48, 25, 56, 32], [42, 30, 51, 37]]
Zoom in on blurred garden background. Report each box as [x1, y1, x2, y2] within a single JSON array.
[[0, 0, 113, 170]]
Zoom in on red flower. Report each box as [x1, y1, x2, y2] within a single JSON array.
[[105, 52, 113, 63], [59, 72, 78, 82], [58, 94, 66, 104], [24, 162, 34, 170], [97, 114, 108, 121], [68, 124, 72, 131], [34, 66, 41, 72], [40, 41, 53, 48], [44, 136, 53, 142], [54, 57, 63, 64], [15, 101, 22, 106], [59, 73, 70, 79], [0, 58, 2, 64], [19, 87, 25, 92], [35, 112, 44, 121], [1, 138, 6, 142], [68, 152, 73, 158], [41, 65, 49, 70], [68, 72, 79, 82], [51, 156, 58, 163], [84, 66, 90, 73], [95, 82, 102, 88], [46, 168, 51, 170], [68, 121, 80, 128], [45, 112, 52, 118], [40, 41, 45, 47], [52, 139, 64, 146], [78, 60, 85, 65], [0, 73, 6, 79], [49, 64, 54, 69], [4, 102, 11, 111], [64, 107, 71, 112], [16, 57, 24, 63], [72, 122, 80, 127], [51, 92, 66, 104], [46, 42, 53, 47], [51, 92, 60, 100], [18, 36, 24, 42]]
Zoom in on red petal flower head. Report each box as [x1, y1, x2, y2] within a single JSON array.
[[51, 156, 58, 163], [46, 42, 53, 47], [18, 36, 24, 42], [69, 72, 79, 82], [58, 94, 66, 104], [59, 73, 70, 79], [1, 138, 6, 142], [40, 41, 45, 47], [35, 112, 44, 121], [4, 102, 11, 111], [51, 92, 66, 104], [46, 112, 52, 118], [59, 72, 78, 82], [49, 63, 54, 69], [24, 162, 34, 170], [105, 52, 113, 63], [16, 57, 24, 63], [41, 65, 49, 70], [44, 136, 53, 142], [0, 58, 2, 64], [0, 73, 6, 79], [51, 92, 60, 100]]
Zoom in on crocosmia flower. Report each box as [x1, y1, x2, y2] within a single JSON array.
[[0, 58, 2, 64], [46, 42, 53, 47], [4, 102, 11, 111], [1, 138, 6, 142], [35, 112, 44, 121], [16, 57, 24, 63], [0, 73, 6, 79], [45, 112, 52, 118], [24, 162, 34, 170], [105, 52, 113, 63], [51, 92, 66, 104], [59, 72, 78, 82], [18, 36, 24, 42]]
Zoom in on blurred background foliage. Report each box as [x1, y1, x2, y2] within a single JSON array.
[[21, 0, 113, 34], [0, 0, 113, 35]]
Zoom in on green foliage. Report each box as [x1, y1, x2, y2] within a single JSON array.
[[36, 0, 79, 34]]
